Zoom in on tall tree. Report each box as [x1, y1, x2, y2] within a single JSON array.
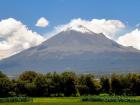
[[111, 74, 123, 95], [46, 72, 63, 96], [0, 71, 7, 78], [61, 72, 77, 96], [78, 74, 101, 95], [19, 71, 38, 83], [100, 76, 110, 93], [34, 74, 49, 96], [0, 78, 12, 97]]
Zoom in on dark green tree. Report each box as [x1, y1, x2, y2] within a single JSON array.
[[46, 72, 63, 96], [19, 71, 38, 83], [129, 74, 140, 96], [78, 74, 101, 95], [61, 72, 77, 96], [33, 74, 49, 96], [100, 76, 110, 93], [111, 74, 123, 95], [0, 71, 7, 78], [0, 78, 12, 97]]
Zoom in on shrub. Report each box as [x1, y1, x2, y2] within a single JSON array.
[[81, 96, 140, 102], [0, 97, 33, 103]]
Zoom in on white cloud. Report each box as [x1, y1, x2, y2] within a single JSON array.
[[0, 18, 45, 59], [36, 17, 49, 27], [117, 29, 140, 50], [1, 18, 138, 59], [47, 18, 125, 39]]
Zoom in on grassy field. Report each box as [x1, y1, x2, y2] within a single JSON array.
[[33, 97, 80, 102], [0, 97, 139, 105], [0, 102, 140, 105]]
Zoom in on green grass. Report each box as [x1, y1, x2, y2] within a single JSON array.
[[33, 97, 80, 103], [0, 102, 140, 105], [0, 97, 139, 105]]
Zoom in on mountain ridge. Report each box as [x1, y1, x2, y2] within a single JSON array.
[[0, 27, 140, 75]]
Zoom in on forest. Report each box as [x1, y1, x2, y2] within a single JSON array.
[[0, 71, 140, 97]]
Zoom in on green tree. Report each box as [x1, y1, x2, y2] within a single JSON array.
[[19, 71, 38, 83], [0, 78, 12, 97], [129, 74, 140, 96], [0, 71, 7, 78], [13, 80, 28, 96], [100, 76, 111, 93], [78, 74, 101, 95], [78, 75, 89, 95], [46, 72, 63, 96], [111, 74, 123, 95], [34, 74, 49, 96], [61, 72, 77, 96]]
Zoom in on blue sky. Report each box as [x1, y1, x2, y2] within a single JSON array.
[[0, 0, 140, 34], [1, 0, 140, 59]]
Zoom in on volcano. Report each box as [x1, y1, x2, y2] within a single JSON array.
[[0, 25, 140, 75]]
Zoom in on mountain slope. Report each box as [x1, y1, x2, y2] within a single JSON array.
[[0, 26, 140, 75]]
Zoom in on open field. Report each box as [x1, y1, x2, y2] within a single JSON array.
[[0, 102, 140, 105], [33, 97, 80, 103], [0, 97, 140, 105]]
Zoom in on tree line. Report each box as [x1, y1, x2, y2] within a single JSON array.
[[0, 71, 140, 97]]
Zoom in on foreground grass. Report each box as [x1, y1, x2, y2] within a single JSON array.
[[33, 97, 80, 102], [0, 97, 139, 105], [0, 102, 140, 105]]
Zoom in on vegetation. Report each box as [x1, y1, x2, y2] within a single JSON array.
[[0, 102, 140, 105], [0, 97, 32, 103], [0, 97, 140, 105], [81, 96, 140, 102], [0, 71, 140, 97]]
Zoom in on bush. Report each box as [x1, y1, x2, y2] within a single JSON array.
[[81, 96, 140, 102], [0, 97, 33, 103]]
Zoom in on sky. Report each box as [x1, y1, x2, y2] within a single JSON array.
[[0, 0, 140, 59], [0, 0, 140, 34]]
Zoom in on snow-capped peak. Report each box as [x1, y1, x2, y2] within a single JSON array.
[[66, 25, 93, 33], [46, 24, 94, 40], [60, 24, 93, 34]]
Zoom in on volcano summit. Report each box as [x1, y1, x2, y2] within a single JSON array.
[[0, 25, 140, 75]]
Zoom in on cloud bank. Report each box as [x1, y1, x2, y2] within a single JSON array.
[[0, 18, 45, 59], [50, 18, 125, 39], [1, 17, 140, 60], [36, 17, 49, 27], [118, 29, 140, 50], [48, 18, 140, 50]]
